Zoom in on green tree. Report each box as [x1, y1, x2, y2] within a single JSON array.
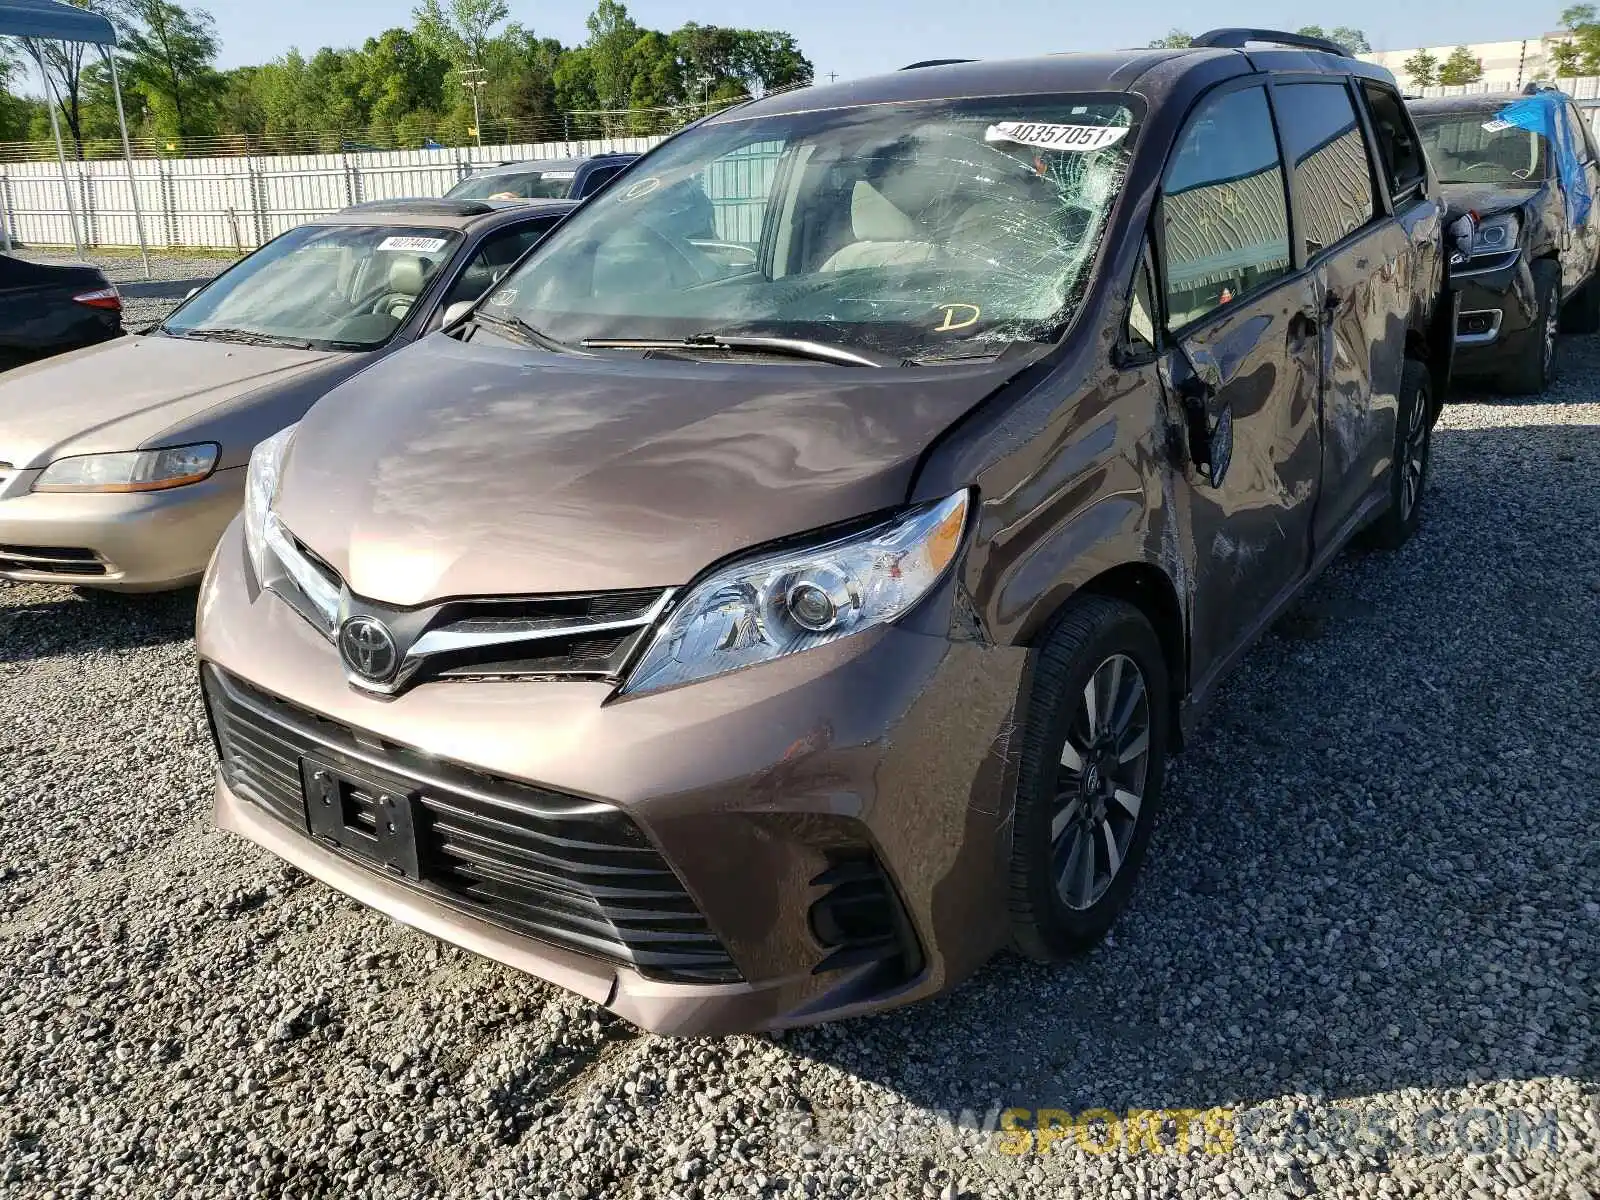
[[413, 0, 507, 67], [480, 26, 562, 131], [1402, 48, 1439, 87], [1296, 25, 1372, 54], [352, 29, 450, 132], [1147, 28, 1192, 48], [1553, 6, 1600, 76], [1437, 45, 1484, 85], [20, 0, 118, 153], [113, 0, 223, 140], [734, 31, 812, 92], [552, 44, 598, 113], [585, 0, 641, 110]]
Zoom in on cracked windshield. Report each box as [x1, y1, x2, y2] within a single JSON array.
[[487, 99, 1137, 362], [159, 224, 461, 349]]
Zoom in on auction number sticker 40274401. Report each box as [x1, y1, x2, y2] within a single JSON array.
[[378, 236, 450, 253]]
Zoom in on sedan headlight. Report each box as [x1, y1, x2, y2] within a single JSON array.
[[244, 424, 339, 635], [1471, 212, 1519, 257], [32, 443, 218, 493], [621, 491, 969, 697]]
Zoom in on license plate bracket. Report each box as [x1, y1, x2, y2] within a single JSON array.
[[299, 757, 423, 880]]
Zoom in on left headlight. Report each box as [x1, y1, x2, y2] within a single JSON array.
[[620, 490, 970, 697], [32, 443, 218, 493], [1471, 212, 1519, 257], [243, 424, 339, 635]]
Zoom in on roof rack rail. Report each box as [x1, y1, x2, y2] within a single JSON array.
[[900, 58, 975, 70], [341, 198, 495, 216], [1192, 28, 1351, 57]]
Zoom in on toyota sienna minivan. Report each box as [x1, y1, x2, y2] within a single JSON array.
[[197, 31, 1453, 1034]]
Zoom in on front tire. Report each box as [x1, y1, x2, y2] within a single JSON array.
[[1009, 596, 1170, 960], [1501, 262, 1560, 395]]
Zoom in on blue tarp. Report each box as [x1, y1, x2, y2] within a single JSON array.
[[1492, 92, 1592, 230], [0, 0, 116, 45]]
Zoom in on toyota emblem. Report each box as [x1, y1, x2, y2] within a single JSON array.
[[339, 615, 399, 683]]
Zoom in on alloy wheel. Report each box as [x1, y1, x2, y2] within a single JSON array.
[[1050, 653, 1151, 911], [1543, 303, 1559, 381], [1400, 388, 1429, 520]]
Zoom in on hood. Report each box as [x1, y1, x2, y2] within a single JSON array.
[[276, 333, 1013, 605], [1437, 181, 1542, 223], [0, 335, 344, 468]]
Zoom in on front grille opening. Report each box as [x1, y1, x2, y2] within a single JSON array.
[[808, 851, 923, 985], [434, 633, 633, 680], [201, 665, 739, 984]]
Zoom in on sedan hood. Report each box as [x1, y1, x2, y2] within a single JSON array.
[[277, 333, 1013, 604], [1437, 181, 1541, 223], [0, 335, 342, 468]]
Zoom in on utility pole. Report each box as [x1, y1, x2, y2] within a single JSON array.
[[459, 66, 487, 147], [825, 71, 839, 83]]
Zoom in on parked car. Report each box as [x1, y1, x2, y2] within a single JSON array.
[[196, 30, 1452, 1035], [1411, 85, 1600, 393], [0, 198, 573, 590], [442, 153, 639, 202], [0, 253, 122, 369]]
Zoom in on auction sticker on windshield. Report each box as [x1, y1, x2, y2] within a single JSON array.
[[379, 235, 449, 253], [984, 122, 1128, 152]]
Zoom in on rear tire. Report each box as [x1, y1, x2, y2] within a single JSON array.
[[1009, 596, 1169, 960], [1500, 262, 1560, 396], [1364, 359, 1433, 551]]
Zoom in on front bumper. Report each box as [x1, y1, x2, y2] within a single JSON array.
[[1450, 251, 1538, 372], [196, 519, 1028, 1035], [0, 466, 243, 590]]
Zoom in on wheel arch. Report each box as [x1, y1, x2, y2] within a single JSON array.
[[1026, 561, 1188, 750]]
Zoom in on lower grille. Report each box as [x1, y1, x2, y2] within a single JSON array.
[[201, 665, 738, 983], [808, 851, 923, 983], [0, 544, 107, 576]]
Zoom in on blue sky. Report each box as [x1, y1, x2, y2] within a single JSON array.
[[209, 0, 1563, 75]]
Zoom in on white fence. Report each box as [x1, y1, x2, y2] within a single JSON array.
[[9, 77, 1600, 254], [1415, 77, 1600, 99], [0, 137, 664, 252]]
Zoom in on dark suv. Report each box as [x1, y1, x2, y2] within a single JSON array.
[[442, 153, 639, 203], [197, 30, 1452, 1034], [1412, 86, 1600, 393]]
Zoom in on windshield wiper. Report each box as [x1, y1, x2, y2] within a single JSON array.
[[165, 327, 314, 349], [471, 311, 576, 353], [581, 333, 909, 369]]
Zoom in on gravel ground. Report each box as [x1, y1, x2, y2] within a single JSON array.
[[0, 305, 1597, 1197]]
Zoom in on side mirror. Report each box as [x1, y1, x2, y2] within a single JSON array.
[[1161, 341, 1232, 488], [442, 300, 475, 328], [1446, 213, 1477, 267]]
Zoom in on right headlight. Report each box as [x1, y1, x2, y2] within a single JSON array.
[[620, 490, 969, 697], [243, 423, 339, 635]]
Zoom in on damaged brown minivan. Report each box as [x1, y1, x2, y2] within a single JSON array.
[[196, 30, 1452, 1034]]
